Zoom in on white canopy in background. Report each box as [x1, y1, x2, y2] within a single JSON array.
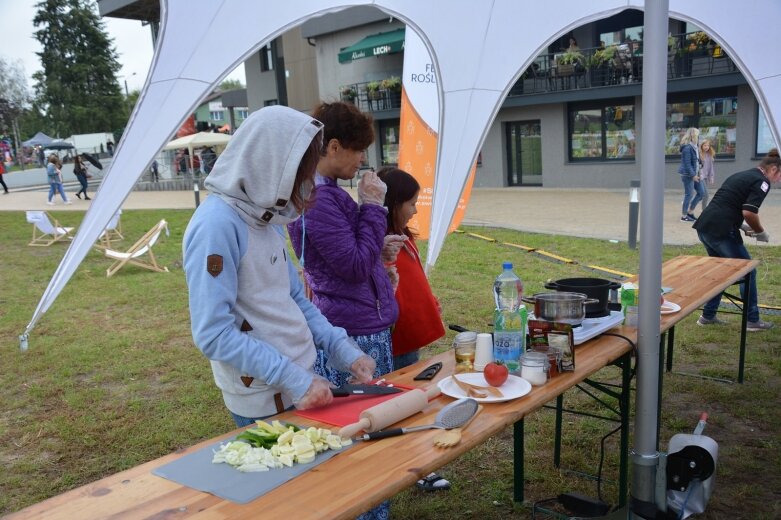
[[162, 131, 231, 151], [23, 0, 781, 339]]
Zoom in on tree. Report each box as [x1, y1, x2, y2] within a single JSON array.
[[32, 0, 126, 137], [0, 57, 32, 167], [0, 57, 31, 134], [219, 78, 245, 91]]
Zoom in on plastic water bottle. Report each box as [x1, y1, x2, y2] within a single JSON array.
[[493, 262, 526, 373]]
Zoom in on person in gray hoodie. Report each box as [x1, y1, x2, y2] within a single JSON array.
[[183, 105, 376, 427]]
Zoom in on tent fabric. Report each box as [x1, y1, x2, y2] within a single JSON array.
[[22, 132, 54, 147], [338, 27, 406, 63], [24, 0, 781, 342]]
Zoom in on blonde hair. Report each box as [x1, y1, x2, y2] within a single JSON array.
[[699, 139, 715, 158], [680, 127, 700, 146]]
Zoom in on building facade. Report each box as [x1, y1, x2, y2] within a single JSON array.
[[99, 3, 777, 190]]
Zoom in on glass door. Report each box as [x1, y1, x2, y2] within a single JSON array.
[[505, 120, 542, 186]]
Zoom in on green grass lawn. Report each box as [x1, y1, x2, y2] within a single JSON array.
[[1, 209, 779, 518]]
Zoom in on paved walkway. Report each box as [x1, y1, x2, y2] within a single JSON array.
[[2, 185, 779, 247]]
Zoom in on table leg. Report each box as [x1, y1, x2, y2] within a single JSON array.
[[657, 335, 665, 451], [665, 326, 675, 372], [554, 395, 563, 467], [738, 271, 751, 384], [513, 419, 524, 503], [619, 352, 631, 507]]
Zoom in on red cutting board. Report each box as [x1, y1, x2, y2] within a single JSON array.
[[295, 384, 415, 427]]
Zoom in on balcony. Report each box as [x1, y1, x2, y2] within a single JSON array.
[[508, 31, 738, 97], [339, 78, 402, 113]]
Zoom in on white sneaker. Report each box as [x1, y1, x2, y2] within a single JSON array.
[[46, 201, 55, 205], [64, 200, 72, 205]]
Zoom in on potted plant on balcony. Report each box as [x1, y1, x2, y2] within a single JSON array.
[[557, 49, 584, 76], [380, 76, 401, 93], [366, 81, 382, 100], [340, 85, 357, 103], [588, 46, 614, 86]]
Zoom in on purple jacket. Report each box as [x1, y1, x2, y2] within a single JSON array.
[[288, 177, 398, 336]]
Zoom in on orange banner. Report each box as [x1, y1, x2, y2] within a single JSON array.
[[397, 88, 475, 239]]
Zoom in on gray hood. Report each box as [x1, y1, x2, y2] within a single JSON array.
[[205, 105, 323, 227]]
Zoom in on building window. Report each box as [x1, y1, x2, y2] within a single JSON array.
[[236, 109, 249, 119], [569, 99, 635, 161], [379, 120, 399, 166], [756, 106, 778, 156], [260, 43, 274, 72], [209, 111, 224, 121], [264, 99, 278, 107], [665, 91, 737, 157]]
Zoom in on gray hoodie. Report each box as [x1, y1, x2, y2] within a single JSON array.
[[183, 106, 363, 418]]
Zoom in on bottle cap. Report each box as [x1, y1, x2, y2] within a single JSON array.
[[502, 262, 513, 269]]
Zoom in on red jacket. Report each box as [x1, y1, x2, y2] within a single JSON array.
[[391, 238, 445, 355]]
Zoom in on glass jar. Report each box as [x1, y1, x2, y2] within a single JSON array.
[[520, 351, 549, 386], [453, 331, 478, 371]]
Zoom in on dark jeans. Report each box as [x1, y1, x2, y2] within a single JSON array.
[[392, 350, 420, 371], [75, 173, 88, 196], [697, 229, 759, 322]]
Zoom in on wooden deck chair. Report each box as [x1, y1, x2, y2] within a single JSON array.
[[104, 219, 169, 277], [26, 210, 74, 246], [95, 210, 124, 250]]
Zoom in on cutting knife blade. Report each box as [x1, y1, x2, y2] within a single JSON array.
[[331, 384, 403, 397]]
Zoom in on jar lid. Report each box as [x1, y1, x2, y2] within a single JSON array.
[[521, 351, 548, 366], [453, 331, 477, 344]]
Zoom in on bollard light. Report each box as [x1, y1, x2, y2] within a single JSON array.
[[628, 180, 640, 249], [193, 178, 201, 208]]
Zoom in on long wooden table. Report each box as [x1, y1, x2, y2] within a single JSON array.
[[8, 255, 758, 520]]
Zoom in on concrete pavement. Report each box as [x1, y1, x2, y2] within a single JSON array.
[[2, 183, 779, 247]]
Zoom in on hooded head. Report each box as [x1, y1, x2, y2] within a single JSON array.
[[205, 105, 324, 227]]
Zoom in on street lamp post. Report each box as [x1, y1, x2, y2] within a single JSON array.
[[119, 72, 137, 112]]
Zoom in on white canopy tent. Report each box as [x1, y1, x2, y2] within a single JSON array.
[[20, 0, 781, 514], [23, 0, 781, 341], [163, 131, 231, 172]]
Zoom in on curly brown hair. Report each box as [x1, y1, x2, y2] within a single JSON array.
[[312, 101, 374, 151]]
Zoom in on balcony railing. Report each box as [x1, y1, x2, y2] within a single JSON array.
[[339, 80, 402, 113], [339, 33, 737, 107], [508, 31, 737, 97]]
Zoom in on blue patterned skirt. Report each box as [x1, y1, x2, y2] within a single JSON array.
[[314, 328, 393, 520]]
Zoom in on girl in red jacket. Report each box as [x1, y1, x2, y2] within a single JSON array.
[[377, 167, 446, 370]]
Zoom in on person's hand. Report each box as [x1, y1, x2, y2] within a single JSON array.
[[349, 355, 376, 384], [381, 234, 406, 264], [292, 375, 334, 410], [386, 264, 399, 292], [754, 230, 770, 242], [357, 170, 387, 206], [693, 175, 700, 182]]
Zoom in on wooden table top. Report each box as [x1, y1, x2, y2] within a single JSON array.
[[8, 255, 757, 520]]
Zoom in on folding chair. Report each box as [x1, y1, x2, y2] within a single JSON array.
[[104, 219, 169, 277], [95, 210, 124, 250], [26, 210, 74, 246]]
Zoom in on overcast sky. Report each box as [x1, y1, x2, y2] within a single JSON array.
[[2, 1, 244, 94]]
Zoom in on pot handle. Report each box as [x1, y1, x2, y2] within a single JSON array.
[[584, 298, 600, 305], [607, 281, 622, 290], [543, 281, 559, 290], [520, 296, 538, 304]]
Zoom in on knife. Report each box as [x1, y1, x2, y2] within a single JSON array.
[[331, 384, 403, 397]]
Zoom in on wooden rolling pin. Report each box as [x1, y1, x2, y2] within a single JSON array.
[[338, 385, 441, 439]]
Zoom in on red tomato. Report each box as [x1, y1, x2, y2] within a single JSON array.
[[484, 362, 509, 387]]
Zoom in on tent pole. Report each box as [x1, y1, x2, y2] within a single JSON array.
[[630, 0, 669, 517]]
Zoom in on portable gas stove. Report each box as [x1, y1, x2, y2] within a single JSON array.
[[528, 310, 624, 345]]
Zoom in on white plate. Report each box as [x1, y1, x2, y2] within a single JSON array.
[[437, 373, 532, 403], [661, 301, 681, 314]]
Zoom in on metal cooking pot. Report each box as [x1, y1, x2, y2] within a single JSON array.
[[521, 292, 599, 325], [544, 278, 622, 318]]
